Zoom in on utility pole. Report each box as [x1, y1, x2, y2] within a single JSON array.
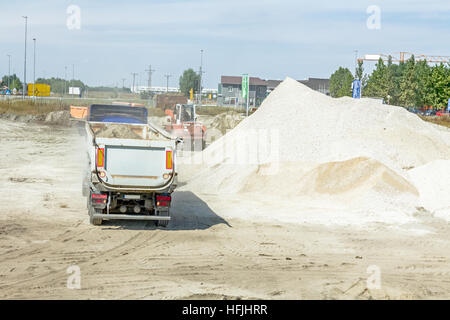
[[22, 16, 28, 99], [7, 55, 11, 89], [121, 78, 126, 89], [33, 38, 36, 99], [131, 72, 138, 93], [198, 49, 205, 106], [145, 65, 155, 91], [164, 74, 172, 93], [354, 50, 358, 78], [64, 66, 67, 96], [72, 64, 75, 80]]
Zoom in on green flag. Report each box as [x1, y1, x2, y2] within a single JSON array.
[[242, 74, 249, 100]]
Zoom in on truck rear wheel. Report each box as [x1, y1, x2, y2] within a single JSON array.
[[156, 209, 170, 227], [88, 205, 103, 226]]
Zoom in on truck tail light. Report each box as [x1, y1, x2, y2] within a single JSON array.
[[92, 193, 107, 199], [166, 150, 172, 169], [97, 148, 105, 168], [91, 193, 107, 204], [156, 196, 171, 201], [156, 195, 171, 207]]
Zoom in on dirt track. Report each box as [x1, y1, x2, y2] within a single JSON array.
[[0, 119, 449, 299]]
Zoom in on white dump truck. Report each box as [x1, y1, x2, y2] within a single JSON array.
[[83, 104, 181, 226]]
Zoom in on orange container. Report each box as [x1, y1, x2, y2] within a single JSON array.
[[70, 106, 88, 119]]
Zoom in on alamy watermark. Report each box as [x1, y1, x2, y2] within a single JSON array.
[[66, 265, 81, 289], [67, 5, 81, 30], [366, 265, 381, 290], [177, 128, 280, 176], [366, 5, 381, 30]]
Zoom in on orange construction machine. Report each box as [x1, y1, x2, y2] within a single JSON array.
[[164, 104, 206, 151]]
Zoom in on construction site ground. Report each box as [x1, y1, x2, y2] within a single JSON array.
[[1, 118, 449, 300]]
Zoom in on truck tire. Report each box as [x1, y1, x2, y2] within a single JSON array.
[[88, 205, 103, 226], [156, 209, 170, 227]]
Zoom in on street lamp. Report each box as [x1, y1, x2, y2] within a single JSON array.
[[6, 54, 11, 89], [33, 38, 36, 99], [164, 74, 172, 93], [64, 66, 67, 96], [22, 16, 28, 99], [199, 49, 203, 105]]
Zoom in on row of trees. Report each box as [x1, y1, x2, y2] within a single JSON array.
[[1, 74, 23, 90], [35, 77, 87, 95], [330, 57, 450, 109], [0, 74, 88, 95], [2, 69, 202, 97]]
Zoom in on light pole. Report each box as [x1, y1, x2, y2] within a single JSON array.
[[22, 16, 28, 99], [7, 55, 11, 89], [164, 74, 171, 93], [131, 72, 138, 93], [33, 38, 36, 99], [145, 65, 155, 91], [64, 66, 67, 96], [198, 49, 204, 105]]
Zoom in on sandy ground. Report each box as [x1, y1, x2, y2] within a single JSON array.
[[0, 119, 449, 299]]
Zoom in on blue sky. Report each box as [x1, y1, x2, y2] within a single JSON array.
[[1, 0, 449, 88]]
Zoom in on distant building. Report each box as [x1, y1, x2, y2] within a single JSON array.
[[218, 76, 268, 108], [219, 76, 330, 108], [267, 78, 330, 96], [135, 86, 179, 94], [298, 78, 330, 96], [266, 80, 283, 93]]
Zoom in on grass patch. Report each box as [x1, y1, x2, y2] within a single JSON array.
[[420, 115, 450, 128], [0, 99, 73, 115]]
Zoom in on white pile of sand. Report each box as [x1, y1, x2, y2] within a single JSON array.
[[184, 77, 450, 223], [408, 160, 450, 220]]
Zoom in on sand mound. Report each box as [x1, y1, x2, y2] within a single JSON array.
[[209, 111, 243, 135], [196, 78, 450, 171], [409, 160, 450, 219], [295, 157, 418, 196], [95, 124, 142, 139], [45, 111, 72, 125], [185, 77, 450, 219]]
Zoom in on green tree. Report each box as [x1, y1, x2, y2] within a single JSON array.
[[386, 56, 401, 105], [355, 60, 369, 89], [364, 57, 397, 104], [179, 68, 200, 96], [424, 64, 450, 109], [329, 67, 354, 97], [413, 60, 431, 107], [2, 74, 23, 90], [329, 59, 449, 107], [398, 56, 419, 107]]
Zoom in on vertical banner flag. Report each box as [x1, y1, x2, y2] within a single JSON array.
[[242, 74, 249, 100], [352, 79, 362, 99]]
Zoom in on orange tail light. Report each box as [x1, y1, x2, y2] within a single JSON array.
[[97, 148, 104, 167], [166, 150, 173, 169]]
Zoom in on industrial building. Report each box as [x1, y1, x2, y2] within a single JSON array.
[[218, 76, 330, 108]]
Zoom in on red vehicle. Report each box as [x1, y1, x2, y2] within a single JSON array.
[[164, 104, 206, 151]]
